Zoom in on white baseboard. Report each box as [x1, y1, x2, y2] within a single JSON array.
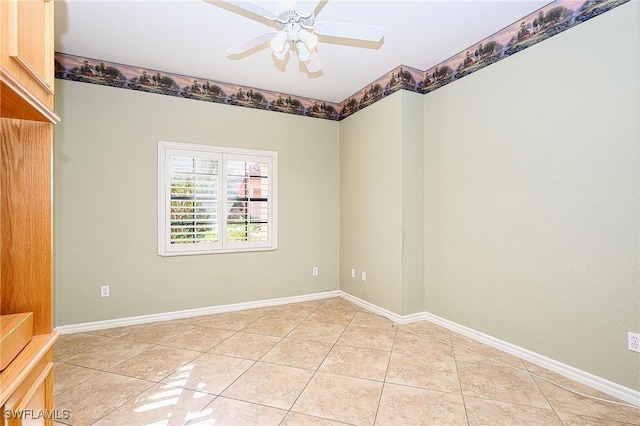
[[55, 290, 340, 335], [421, 310, 640, 407], [337, 290, 639, 407], [338, 291, 424, 324]]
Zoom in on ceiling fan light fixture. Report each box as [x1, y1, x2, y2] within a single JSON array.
[[298, 28, 318, 50], [273, 41, 290, 60], [270, 31, 289, 53], [297, 41, 310, 62]]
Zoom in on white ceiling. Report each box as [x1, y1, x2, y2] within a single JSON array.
[[54, 0, 551, 103]]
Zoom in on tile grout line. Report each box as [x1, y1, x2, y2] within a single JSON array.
[[278, 299, 359, 425], [191, 305, 288, 417], [372, 320, 399, 426], [189, 299, 328, 424], [450, 329, 471, 426], [73, 310, 267, 425], [86, 376, 157, 425], [86, 333, 211, 426], [519, 351, 565, 423], [139, 305, 284, 424]]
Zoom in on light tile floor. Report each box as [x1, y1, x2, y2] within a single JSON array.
[[52, 297, 639, 425]]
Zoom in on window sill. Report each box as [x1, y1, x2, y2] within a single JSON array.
[[158, 246, 277, 257]]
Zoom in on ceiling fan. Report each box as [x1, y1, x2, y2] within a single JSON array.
[[205, 0, 384, 73]]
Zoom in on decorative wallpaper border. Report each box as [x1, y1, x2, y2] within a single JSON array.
[[339, 64, 424, 119], [55, 0, 628, 121], [54, 53, 343, 121], [339, 0, 629, 119], [420, 0, 628, 94]]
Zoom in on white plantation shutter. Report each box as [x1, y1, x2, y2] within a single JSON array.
[[224, 155, 272, 249], [166, 150, 221, 252], [158, 141, 277, 256]]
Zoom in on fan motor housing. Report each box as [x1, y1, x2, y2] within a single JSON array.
[[275, 9, 314, 30]]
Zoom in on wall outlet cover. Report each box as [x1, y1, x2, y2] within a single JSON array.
[[629, 332, 640, 352]]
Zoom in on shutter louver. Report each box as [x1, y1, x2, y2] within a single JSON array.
[[169, 155, 219, 246]]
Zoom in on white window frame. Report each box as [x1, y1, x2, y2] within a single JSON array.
[[158, 140, 277, 256]]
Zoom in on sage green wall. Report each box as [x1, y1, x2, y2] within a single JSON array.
[[340, 94, 403, 313], [54, 80, 340, 326], [423, 2, 639, 390], [401, 91, 425, 315], [340, 91, 424, 315]]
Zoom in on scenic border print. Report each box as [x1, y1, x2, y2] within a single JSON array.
[[54, 53, 342, 121]]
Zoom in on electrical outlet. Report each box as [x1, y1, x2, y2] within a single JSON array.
[[629, 332, 640, 352], [312, 267, 319, 276], [351, 268, 356, 278], [100, 285, 110, 298], [361, 271, 367, 282]]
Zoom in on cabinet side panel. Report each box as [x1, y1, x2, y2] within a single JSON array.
[[1, 118, 52, 334]]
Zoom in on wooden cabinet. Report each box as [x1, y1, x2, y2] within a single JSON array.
[[1, 0, 56, 122], [1, 0, 59, 424], [0, 334, 58, 426], [0, 120, 58, 426]]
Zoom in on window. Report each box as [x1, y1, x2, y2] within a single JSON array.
[[158, 141, 277, 256]]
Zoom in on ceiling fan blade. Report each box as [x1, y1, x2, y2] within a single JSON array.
[[294, 0, 322, 17], [313, 21, 384, 42], [226, 31, 278, 55], [217, 0, 277, 20], [306, 50, 322, 72]]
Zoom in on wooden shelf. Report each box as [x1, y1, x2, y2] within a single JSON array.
[[1, 69, 59, 123], [0, 332, 58, 407], [0, 312, 33, 371]]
